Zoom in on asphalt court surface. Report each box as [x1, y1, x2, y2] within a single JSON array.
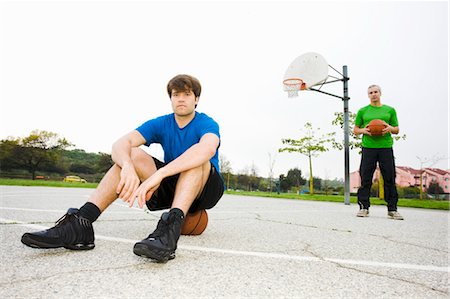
[[1, 185, 449, 298]]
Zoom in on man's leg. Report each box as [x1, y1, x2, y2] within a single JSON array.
[[357, 148, 378, 213], [87, 148, 158, 212], [379, 148, 403, 220], [379, 148, 398, 211], [21, 148, 157, 249], [172, 161, 211, 215], [133, 162, 211, 262]]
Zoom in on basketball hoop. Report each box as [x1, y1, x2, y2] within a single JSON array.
[[283, 52, 329, 98], [283, 78, 306, 97]]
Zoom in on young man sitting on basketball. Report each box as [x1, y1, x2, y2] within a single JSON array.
[[21, 74, 224, 262]]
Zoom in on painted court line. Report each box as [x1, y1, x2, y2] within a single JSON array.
[[2, 216, 448, 273], [0, 207, 67, 213], [0, 206, 143, 214]]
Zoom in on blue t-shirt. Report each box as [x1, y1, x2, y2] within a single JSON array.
[[136, 112, 221, 174]]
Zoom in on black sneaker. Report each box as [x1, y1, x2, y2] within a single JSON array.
[[133, 208, 184, 262], [21, 208, 95, 250]]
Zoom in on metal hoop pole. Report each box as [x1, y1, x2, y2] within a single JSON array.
[[307, 65, 350, 205], [343, 65, 350, 205]]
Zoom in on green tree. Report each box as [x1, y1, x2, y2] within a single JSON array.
[[236, 164, 260, 191], [279, 122, 335, 194], [331, 111, 361, 152], [237, 173, 251, 191], [427, 182, 444, 196], [95, 152, 114, 173], [0, 138, 20, 171], [311, 176, 322, 191], [284, 168, 306, 193], [7, 130, 72, 179], [69, 163, 95, 174], [278, 174, 288, 193]]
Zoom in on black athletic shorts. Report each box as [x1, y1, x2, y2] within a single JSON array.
[[146, 157, 224, 213]]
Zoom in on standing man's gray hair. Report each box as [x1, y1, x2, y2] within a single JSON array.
[[368, 84, 381, 93]]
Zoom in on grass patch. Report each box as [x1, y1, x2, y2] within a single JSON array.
[[225, 190, 449, 210], [0, 178, 97, 189], [1, 178, 448, 210]]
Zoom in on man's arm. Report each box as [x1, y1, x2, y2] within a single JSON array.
[[353, 109, 368, 136], [382, 124, 399, 135], [111, 130, 146, 167], [354, 126, 370, 136], [385, 107, 400, 135], [112, 130, 147, 201], [132, 133, 219, 208], [158, 133, 219, 178]]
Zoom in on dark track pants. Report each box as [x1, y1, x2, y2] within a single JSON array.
[[357, 147, 398, 211]]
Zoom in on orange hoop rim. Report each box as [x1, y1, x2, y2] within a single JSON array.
[[283, 78, 306, 90]]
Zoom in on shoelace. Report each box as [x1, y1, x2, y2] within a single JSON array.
[[54, 212, 91, 230], [54, 213, 72, 227], [46, 212, 78, 243], [148, 216, 170, 238]]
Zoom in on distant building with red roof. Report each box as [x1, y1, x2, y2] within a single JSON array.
[[350, 166, 450, 195]]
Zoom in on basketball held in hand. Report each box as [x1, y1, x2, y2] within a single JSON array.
[[367, 119, 386, 136], [181, 209, 208, 235]]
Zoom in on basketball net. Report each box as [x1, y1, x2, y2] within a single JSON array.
[[283, 78, 306, 98]]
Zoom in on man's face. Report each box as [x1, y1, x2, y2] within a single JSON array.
[[368, 86, 381, 103], [171, 88, 198, 117]]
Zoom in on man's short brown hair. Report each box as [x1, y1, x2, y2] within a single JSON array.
[[167, 74, 202, 98]]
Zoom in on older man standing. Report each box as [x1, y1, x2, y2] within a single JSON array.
[[353, 84, 403, 220]]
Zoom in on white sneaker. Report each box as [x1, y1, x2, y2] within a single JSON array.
[[357, 209, 369, 217], [388, 211, 404, 220]]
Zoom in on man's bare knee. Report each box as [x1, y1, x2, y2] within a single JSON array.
[[130, 148, 149, 164], [181, 162, 209, 175], [130, 148, 157, 180], [179, 162, 210, 186]]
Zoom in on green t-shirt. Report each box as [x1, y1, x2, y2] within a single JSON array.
[[355, 104, 399, 148]]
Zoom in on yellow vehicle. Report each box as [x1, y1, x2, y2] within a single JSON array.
[[63, 175, 87, 183]]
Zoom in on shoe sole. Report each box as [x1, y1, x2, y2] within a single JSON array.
[[388, 215, 404, 220], [21, 234, 95, 250], [64, 243, 95, 250], [133, 243, 175, 263]]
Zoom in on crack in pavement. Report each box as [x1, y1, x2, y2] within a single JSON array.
[[333, 262, 448, 295], [370, 233, 449, 254], [254, 213, 351, 233], [302, 243, 448, 296], [253, 214, 446, 254], [0, 262, 161, 288]]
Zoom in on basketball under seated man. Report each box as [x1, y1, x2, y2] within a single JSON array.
[[21, 74, 225, 262]]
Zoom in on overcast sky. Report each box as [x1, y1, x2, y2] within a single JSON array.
[[1, 0, 448, 180]]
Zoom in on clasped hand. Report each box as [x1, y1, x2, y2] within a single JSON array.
[[132, 172, 163, 208], [116, 163, 163, 209]]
